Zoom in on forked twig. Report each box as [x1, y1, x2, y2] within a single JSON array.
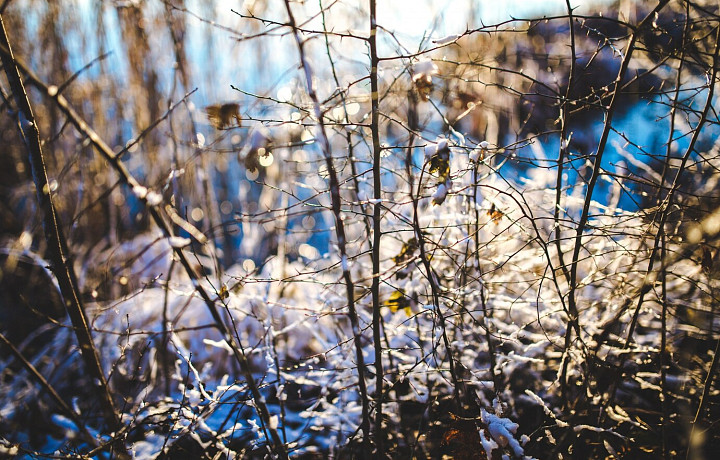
[[283, 0, 372, 456], [0, 14, 127, 457], [0, 28, 289, 459]]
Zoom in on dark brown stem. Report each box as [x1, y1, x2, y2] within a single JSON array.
[[283, 1, 372, 456], [0, 34, 288, 460], [660, 233, 669, 460], [556, 0, 576, 403], [413, 165, 462, 411], [562, 0, 669, 394], [0, 14, 126, 456], [369, 0, 386, 456], [0, 332, 99, 449]]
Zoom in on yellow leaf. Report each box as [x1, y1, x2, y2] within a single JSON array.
[[385, 290, 411, 314]]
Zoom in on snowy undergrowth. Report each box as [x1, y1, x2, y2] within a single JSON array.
[[0, 158, 711, 458]]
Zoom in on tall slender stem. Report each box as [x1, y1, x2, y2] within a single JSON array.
[[0, 10, 124, 442], [369, 0, 386, 456], [283, 1, 372, 455], [0, 35, 288, 460], [563, 0, 669, 393]]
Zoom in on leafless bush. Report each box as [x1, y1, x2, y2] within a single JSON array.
[[1, 0, 720, 458]]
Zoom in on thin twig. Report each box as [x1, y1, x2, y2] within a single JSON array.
[[368, 0, 386, 456], [0, 331, 99, 450], [282, 0, 372, 456], [0, 36, 289, 460], [0, 14, 127, 457], [562, 0, 670, 393]]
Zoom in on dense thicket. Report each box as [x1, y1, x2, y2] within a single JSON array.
[[1, 1, 720, 458]]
